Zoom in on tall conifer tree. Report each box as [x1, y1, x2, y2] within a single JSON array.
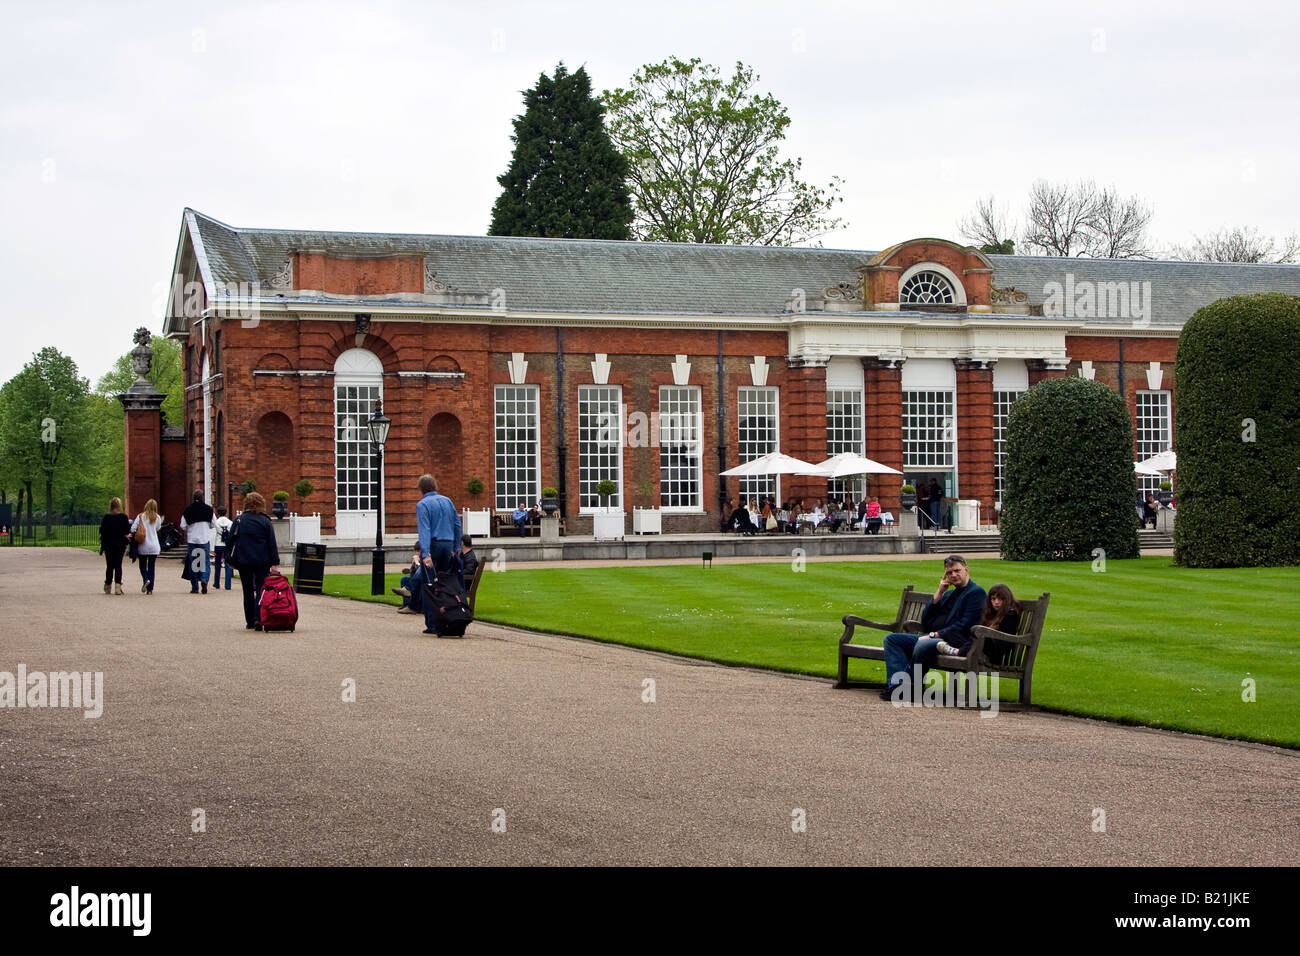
[[489, 63, 633, 240]]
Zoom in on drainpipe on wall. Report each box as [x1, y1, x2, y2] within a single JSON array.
[[716, 332, 727, 515], [555, 328, 567, 516]]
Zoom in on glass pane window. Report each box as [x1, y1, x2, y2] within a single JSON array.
[[495, 385, 540, 510], [826, 388, 864, 502], [579, 385, 622, 511], [1136, 390, 1172, 497], [903, 390, 955, 469], [659, 386, 702, 512], [900, 271, 955, 304], [994, 390, 1026, 500], [738, 386, 779, 502], [335, 384, 380, 512]]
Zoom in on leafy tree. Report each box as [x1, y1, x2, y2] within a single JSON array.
[[1000, 376, 1140, 561], [489, 63, 634, 240], [1174, 293, 1300, 567], [1169, 226, 1300, 264], [0, 348, 92, 535], [603, 57, 845, 245]]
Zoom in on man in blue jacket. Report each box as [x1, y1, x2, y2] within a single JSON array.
[[416, 473, 462, 633], [880, 555, 986, 700]]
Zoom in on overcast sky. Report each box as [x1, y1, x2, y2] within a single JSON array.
[[2, 0, 1297, 385]]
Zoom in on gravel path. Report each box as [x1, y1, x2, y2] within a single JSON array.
[[1, 548, 1293, 866]]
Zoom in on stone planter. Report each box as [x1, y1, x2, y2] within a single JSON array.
[[900, 493, 917, 511], [540, 497, 560, 516]]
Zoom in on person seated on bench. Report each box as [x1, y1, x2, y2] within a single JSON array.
[[880, 554, 986, 700], [1142, 493, 1159, 529], [512, 502, 528, 535], [938, 583, 1020, 661], [393, 551, 426, 614], [527, 502, 543, 532]]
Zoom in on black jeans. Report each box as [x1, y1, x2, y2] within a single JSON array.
[[240, 564, 270, 626], [103, 546, 126, 585]]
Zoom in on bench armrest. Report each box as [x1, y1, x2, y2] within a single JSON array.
[[970, 624, 1033, 646], [840, 614, 898, 645]]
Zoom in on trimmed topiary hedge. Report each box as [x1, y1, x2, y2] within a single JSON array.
[[1174, 293, 1300, 567], [1000, 376, 1139, 561]]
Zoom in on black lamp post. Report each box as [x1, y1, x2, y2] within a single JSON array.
[[368, 399, 391, 596]]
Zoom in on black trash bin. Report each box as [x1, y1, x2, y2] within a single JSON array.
[[294, 543, 327, 594]]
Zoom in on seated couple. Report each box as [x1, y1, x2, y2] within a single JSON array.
[[879, 555, 1020, 701], [393, 536, 479, 613]]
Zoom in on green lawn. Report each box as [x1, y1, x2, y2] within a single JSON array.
[[308, 557, 1300, 748]]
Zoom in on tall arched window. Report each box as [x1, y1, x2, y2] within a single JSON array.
[[334, 348, 384, 538]]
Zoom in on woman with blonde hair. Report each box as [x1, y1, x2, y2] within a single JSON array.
[[129, 499, 163, 594], [98, 497, 131, 594]]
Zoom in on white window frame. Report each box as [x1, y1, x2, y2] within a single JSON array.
[[994, 389, 1026, 501], [494, 384, 541, 511], [898, 262, 967, 306], [578, 385, 623, 513], [738, 386, 780, 503], [903, 389, 956, 470], [659, 385, 703, 513], [826, 388, 864, 501], [333, 349, 384, 526], [1136, 390, 1172, 497]]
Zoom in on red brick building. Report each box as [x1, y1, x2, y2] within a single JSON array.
[[156, 209, 1300, 537]]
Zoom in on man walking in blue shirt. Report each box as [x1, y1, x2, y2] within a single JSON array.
[[881, 555, 986, 700], [416, 473, 462, 634]]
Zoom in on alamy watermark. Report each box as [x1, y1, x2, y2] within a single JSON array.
[[1043, 274, 1151, 326], [0, 665, 102, 718], [888, 666, 1000, 717], [153, 272, 264, 327]]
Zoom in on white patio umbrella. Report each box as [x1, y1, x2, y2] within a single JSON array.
[[720, 451, 823, 476], [1137, 450, 1177, 473], [796, 452, 903, 478], [1134, 460, 1164, 477]]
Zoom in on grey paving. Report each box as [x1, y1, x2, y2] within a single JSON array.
[[1, 548, 1295, 866]]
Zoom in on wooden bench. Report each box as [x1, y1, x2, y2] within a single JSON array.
[[833, 586, 1051, 705], [491, 512, 565, 537]]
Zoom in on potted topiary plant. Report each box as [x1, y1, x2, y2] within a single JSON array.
[[541, 486, 560, 515], [594, 479, 618, 511], [294, 478, 315, 511], [900, 484, 917, 510], [1157, 479, 1173, 506], [466, 477, 485, 499], [272, 490, 290, 520]]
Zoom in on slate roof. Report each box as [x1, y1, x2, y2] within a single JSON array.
[[184, 209, 1300, 328]]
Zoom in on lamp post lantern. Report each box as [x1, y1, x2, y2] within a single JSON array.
[[368, 399, 391, 596]]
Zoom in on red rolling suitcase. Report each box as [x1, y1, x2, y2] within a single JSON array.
[[259, 572, 299, 632]]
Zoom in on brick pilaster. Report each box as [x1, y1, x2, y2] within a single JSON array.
[[863, 358, 905, 504], [955, 359, 996, 517]]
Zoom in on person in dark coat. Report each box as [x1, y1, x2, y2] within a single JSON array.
[[98, 497, 131, 595], [230, 492, 280, 630], [928, 479, 944, 530]]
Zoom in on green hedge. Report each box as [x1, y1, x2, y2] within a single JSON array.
[[1174, 293, 1300, 567], [1000, 376, 1139, 561]]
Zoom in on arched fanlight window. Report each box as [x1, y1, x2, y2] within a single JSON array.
[[900, 270, 956, 305]]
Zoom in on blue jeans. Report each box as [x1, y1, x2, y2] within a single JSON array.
[[400, 564, 427, 612], [138, 555, 157, 591], [187, 542, 211, 590], [212, 546, 234, 588], [884, 632, 942, 689]]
